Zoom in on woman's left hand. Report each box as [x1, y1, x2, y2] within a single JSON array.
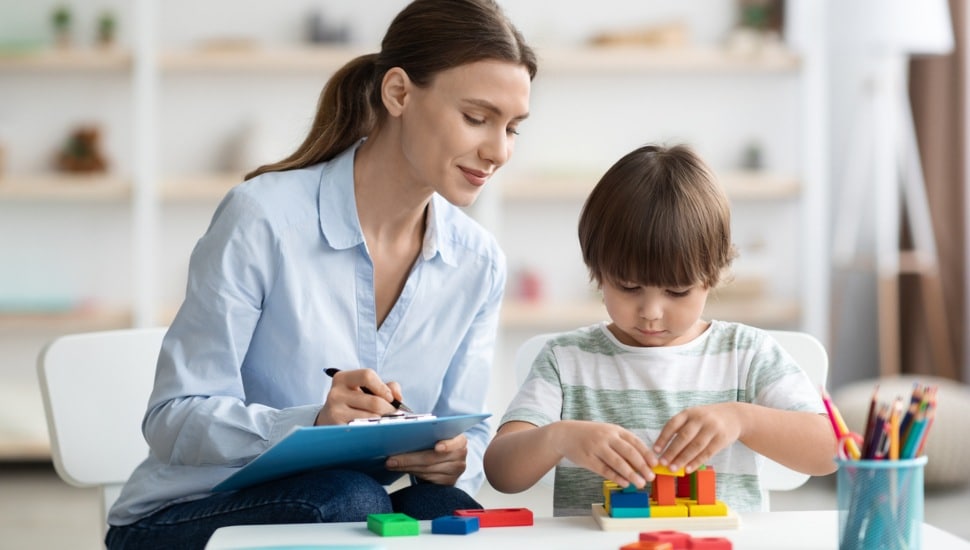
[[385, 433, 468, 485]]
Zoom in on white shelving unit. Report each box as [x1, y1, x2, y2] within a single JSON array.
[[0, 0, 828, 458]]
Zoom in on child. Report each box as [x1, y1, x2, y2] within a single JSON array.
[[483, 144, 837, 516]]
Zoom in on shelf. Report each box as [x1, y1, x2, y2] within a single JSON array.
[[499, 170, 799, 202], [0, 48, 131, 71], [162, 173, 241, 202], [0, 439, 49, 461], [536, 46, 800, 75], [161, 45, 370, 72], [153, 44, 799, 74], [0, 306, 132, 332], [0, 174, 130, 201]]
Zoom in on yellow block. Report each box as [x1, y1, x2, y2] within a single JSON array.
[[687, 501, 729, 517], [652, 465, 686, 477], [648, 504, 689, 517]]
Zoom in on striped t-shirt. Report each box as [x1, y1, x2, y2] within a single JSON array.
[[500, 320, 826, 516]]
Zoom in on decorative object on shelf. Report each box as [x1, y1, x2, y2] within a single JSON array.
[[222, 120, 282, 176], [589, 21, 688, 48], [306, 10, 350, 44], [725, 0, 786, 59], [512, 267, 544, 304], [56, 125, 108, 173], [740, 140, 763, 171], [96, 11, 117, 48], [51, 5, 73, 48]]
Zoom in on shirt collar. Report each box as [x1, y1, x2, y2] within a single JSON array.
[[317, 140, 456, 267]]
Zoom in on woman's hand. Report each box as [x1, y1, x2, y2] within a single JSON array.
[[315, 368, 404, 426], [653, 403, 743, 474], [385, 434, 469, 485], [551, 420, 657, 489]]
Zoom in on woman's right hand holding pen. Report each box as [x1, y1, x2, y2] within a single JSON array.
[[315, 368, 405, 426]]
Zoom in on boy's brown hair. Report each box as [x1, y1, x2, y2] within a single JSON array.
[[578, 144, 737, 289]]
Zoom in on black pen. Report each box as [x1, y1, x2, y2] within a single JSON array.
[[324, 368, 414, 413]]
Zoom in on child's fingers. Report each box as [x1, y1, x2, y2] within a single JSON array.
[[652, 415, 685, 456]]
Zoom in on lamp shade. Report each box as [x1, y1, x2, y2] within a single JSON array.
[[867, 0, 954, 55]]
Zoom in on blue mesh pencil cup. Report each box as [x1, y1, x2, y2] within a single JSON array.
[[837, 456, 928, 550]]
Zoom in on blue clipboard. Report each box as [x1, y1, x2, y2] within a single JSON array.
[[212, 413, 490, 492]]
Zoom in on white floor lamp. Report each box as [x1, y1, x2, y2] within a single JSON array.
[[831, 0, 957, 378]]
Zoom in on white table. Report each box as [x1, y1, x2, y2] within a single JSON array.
[[206, 510, 970, 549]]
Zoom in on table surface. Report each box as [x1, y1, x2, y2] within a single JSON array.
[[205, 510, 970, 550]]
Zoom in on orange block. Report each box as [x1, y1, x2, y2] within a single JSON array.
[[651, 474, 676, 506], [691, 468, 716, 505]]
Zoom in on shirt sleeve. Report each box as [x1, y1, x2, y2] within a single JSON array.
[[746, 331, 827, 415], [142, 189, 315, 467], [499, 340, 564, 429], [433, 249, 506, 495]]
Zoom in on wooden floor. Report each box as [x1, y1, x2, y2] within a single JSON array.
[[1, 461, 967, 549]]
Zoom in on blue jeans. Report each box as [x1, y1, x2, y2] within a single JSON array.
[[104, 469, 482, 550]]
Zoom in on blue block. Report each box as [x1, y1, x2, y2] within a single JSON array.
[[431, 515, 480, 535], [610, 489, 649, 508]]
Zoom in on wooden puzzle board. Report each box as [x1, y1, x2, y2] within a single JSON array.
[[591, 503, 742, 531]]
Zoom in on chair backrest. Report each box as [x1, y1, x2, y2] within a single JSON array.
[[511, 329, 829, 509], [36, 326, 166, 540]]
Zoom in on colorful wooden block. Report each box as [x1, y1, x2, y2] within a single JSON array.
[[687, 501, 729, 517], [611, 489, 650, 508], [604, 480, 621, 508], [652, 465, 686, 477], [591, 503, 741, 531], [676, 473, 692, 497], [691, 467, 716, 505], [647, 504, 688, 518], [454, 508, 533, 527], [366, 512, 419, 537], [639, 529, 692, 549], [652, 474, 676, 505], [611, 506, 651, 518], [431, 515, 479, 535], [687, 536, 732, 549], [621, 542, 674, 550]]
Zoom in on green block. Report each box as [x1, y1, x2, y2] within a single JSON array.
[[367, 513, 419, 537]]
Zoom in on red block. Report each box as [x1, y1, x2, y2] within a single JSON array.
[[453, 507, 533, 527], [676, 474, 692, 497], [640, 530, 692, 549], [652, 474, 676, 506], [689, 536, 732, 549], [621, 542, 673, 550]]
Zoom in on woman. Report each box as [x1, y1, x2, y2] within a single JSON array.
[[106, 1, 536, 548]]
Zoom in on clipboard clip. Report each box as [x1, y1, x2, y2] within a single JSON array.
[[349, 412, 437, 425]]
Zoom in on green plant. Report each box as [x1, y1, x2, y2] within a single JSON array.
[[98, 11, 117, 44], [51, 5, 71, 31]]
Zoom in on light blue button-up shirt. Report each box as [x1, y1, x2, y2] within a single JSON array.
[[109, 142, 505, 525]]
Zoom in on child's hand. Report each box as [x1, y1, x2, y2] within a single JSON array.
[[653, 403, 742, 473], [552, 420, 657, 489]]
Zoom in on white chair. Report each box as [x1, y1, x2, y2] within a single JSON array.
[[511, 329, 829, 510], [36, 327, 166, 542]]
